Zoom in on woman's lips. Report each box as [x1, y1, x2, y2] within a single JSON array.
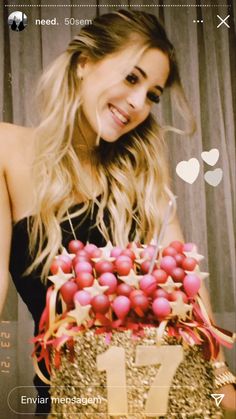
[[108, 104, 130, 126]]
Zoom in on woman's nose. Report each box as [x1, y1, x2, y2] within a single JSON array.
[[126, 88, 146, 111]]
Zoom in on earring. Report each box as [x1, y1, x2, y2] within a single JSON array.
[[77, 66, 83, 81]]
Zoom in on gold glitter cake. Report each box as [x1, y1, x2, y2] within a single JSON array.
[[33, 240, 234, 418], [48, 328, 223, 419]]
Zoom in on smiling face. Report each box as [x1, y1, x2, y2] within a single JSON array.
[[78, 47, 170, 145]]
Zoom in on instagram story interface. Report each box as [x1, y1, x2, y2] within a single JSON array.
[[1, 1, 235, 418]]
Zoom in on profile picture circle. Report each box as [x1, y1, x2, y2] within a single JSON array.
[[8, 11, 27, 32]]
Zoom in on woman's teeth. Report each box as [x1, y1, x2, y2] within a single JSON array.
[[109, 105, 128, 124]]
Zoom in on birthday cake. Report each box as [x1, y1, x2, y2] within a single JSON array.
[[34, 240, 233, 418]]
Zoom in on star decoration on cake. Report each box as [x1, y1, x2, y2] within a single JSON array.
[[55, 324, 73, 338], [84, 279, 109, 297], [48, 268, 74, 290], [134, 242, 161, 262], [170, 295, 193, 321], [183, 250, 204, 263], [149, 238, 158, 246], [132, 248, 144, 259], [58, 246, 75, 260], [126, 242, 143, 259], [186, 266, 209, 281], [134, 257, 146, 265], [119, 269, 143, 288], [159, 276, 182, 293], [67, 301, 91, 326], [135, 257, 159, 266], [91, 241, 115, 262]]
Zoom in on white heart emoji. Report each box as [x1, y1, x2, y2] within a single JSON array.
[[176, 158, 200, 184], [204, 169, 223, 186], [201, 148, 219, 166]]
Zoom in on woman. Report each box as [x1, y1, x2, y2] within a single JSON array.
[[0, 9, 235, 417]]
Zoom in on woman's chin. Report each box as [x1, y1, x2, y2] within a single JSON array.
[[100, 133, 121, 143]]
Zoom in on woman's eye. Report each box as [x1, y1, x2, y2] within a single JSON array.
[[147, 91, 160, 104], [125, 73, 139, 84]]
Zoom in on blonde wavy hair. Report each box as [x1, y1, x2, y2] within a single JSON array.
[[27, 10, 195, 281]]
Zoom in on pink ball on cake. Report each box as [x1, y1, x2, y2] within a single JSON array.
[[152, 297, 171, 319], [141, 246, 156, 259], [121, 249, 136, 261], [50, 257, 72, 274], [171, 267, 185, 282], [139, 274, 157, 296], [91, 294, 110, 314], [98, 272, 117, 294], [183, 274, 201, 297], [117, 283, 133, 297], [182, 257, 197, 271], [131, 293, 149, 313], [74, 290, 92, 306], [95, 260, 114, 274], [152, 269, 168, 284], [75, 272, 94, 289], [115, 256, 132, 275], [83, 243, 102, 259], [152, 288, 169, 300], [73, 254, 90, 266], [113, 296, 131, 319], [168, 290, 188, 303], [160, 256, 177, 274], [110, 246, 123, 258], [68, 239, 84, 253], [174, 253, 186, 267], [74, 261, 93, 275], [183, 242, 197, 252], [169, 240, 184, 253], [140, 260, 154, 274], [60, 281, 78, 305], [84, 243, 99, 257], [129, 289, 145, 302], [162, 246, 178, 257]]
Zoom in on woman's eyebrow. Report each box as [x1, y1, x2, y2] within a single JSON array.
[[134, 66, 164, 93]]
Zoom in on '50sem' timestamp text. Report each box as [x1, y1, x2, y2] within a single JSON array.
[[64, 18, 92, 25]]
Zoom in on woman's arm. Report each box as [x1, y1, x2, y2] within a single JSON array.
[[0, 128, 12, 316], [160, 204, 235, 411]]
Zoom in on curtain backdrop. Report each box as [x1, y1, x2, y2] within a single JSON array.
[[0, 0, 235, 414]]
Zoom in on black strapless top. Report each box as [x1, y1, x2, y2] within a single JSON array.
[[9, 201, 109, 336]]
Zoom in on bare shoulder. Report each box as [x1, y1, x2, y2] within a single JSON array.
[[0, 122, 35, 168], [0, 122, 34, 140], [0, 123, 36, 221]]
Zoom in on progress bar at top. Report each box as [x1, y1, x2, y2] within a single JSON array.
[[5, 4, 231, 8]]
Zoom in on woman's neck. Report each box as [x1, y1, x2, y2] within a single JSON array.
[[72, 111, 97, 156]]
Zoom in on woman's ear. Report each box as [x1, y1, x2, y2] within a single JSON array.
[[77, 54, 91, 80]]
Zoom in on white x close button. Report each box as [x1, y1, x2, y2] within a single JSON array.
[[217, 15, 230, 28]]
